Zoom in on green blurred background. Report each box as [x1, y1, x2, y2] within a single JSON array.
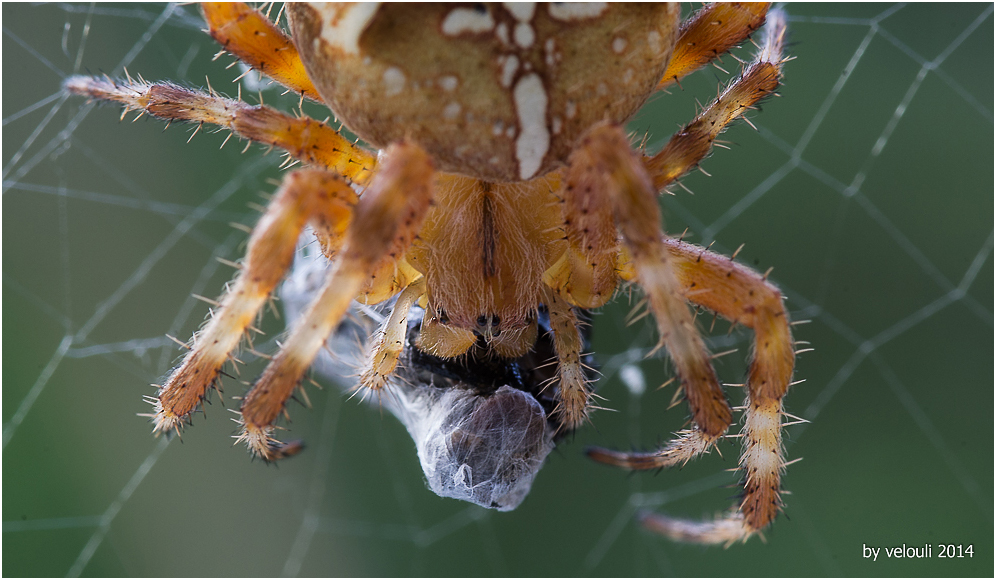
[[3, 3, 992, 577]]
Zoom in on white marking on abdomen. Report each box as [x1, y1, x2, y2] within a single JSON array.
[[548, 3, 607, 21], [442, 7, 495, 35], [382, 67, 405, 96], [503, 2, 536, 21], [514, 22, 535, 48], [500, 55, 519, 88], [512, 73, 549, 180], [317, 3, 381, 55]]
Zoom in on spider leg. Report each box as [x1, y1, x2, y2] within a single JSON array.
[[237, 142, 433, 460], [646, 8, 787, 191], [202, 2, 321, 102], [360, 277, 426, 391], [62, 76, 375, 184], [542, 287, 593, 431], [632, 239, 794, 545], [150, 169, 357, 437], [585, 425, 717, 471], [543, 148, 621, 310], [658, 3, 771, 91], [567, 122, 732, 444]]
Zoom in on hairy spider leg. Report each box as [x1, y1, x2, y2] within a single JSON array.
[[542, 287, 594, 430], [592, 8, 786, 450], [568, 123, 732, 440], [202, 2, 321, 101], [658, 2, 772, 90], [359, 276, 426, 391], [236, 142, 434, 460], [599, 238, 794, 545], [543, 5, 784, 314], [63, 76, 375, 184], [145, 170, 356, 437], [540, 152, 621, 430], [645, 8, 787, 191], [585, 12, 794, 544], [542, 155, 620, 312], [542, 0, 785, 431]]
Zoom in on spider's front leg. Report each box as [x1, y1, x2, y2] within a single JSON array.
[[237, 142, 433, 460], [148, 169, 357, 438], [657, 2, 771, 91], [201, 2, 321, 102]]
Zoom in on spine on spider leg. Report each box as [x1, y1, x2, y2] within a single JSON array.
[[237, 142, 434, 460], [149, 171, 356, 436], [62, 76, 375, 183], [646, 9, 788, 191]]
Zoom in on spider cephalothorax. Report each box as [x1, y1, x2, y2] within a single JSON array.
[[66, 2, 798, 545]]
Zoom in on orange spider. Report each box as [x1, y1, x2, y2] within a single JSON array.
[[65, 2, 797, 545]]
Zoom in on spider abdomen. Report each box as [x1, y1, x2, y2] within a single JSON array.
[[288, 3, 679, 182]]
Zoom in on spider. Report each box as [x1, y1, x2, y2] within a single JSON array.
[[66, 2, 798, 545]]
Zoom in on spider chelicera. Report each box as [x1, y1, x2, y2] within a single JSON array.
[[66, 2, 800, 545]]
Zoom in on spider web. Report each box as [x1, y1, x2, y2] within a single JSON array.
[[3, 3, 992, 576]]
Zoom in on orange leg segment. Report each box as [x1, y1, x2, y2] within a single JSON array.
[[543, 287, 593, 431], [63, 76, 376, 184], [567, 122, 732, 442], [647, 8, 786, 191], [544, 142, 623, 310], [594, 239, 795, 544], [658, 3, 771, 91], [201, 2, 322, 102], [236, 142, 434, 460], [146, 170, 357, 437]]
